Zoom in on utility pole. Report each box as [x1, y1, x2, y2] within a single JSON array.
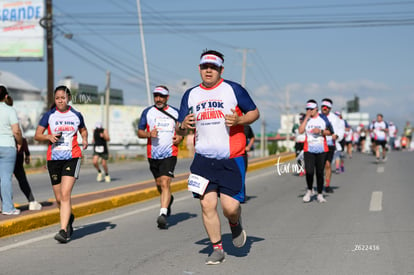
[[105, 71, 111, 131], [236, 48, 253, 87], [136, 0, 152, 106], [285, 87, 291, 150], [260, 119, 266, 157], [41, 0, 54, 109]]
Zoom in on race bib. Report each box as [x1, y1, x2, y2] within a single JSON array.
[[325, 135, 334, 146], [307, 134, 323, 145], [188, 173, 209, 195], [53, 135, 71, 151], [155, 117, 174, 132], [95, 145, 104, 153]]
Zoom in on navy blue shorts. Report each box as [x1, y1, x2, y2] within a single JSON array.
[[190, 154, 246, 203]]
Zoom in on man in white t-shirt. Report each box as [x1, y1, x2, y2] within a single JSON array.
[[388, 122, 397, 150], [320, 98, 344, 193], [371, 113, 389, 162], [177, 49, 259, 265], [138, 86, 183, 229]]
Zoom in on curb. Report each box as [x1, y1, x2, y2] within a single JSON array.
[[0, 153, 295, 238]]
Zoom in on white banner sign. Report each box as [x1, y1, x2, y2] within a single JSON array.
[[0, 0, 45, 59]]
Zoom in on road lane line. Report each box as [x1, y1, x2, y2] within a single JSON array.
[[1, 171, 272, 252], [369, 191, 383, 212], [0, 198, 187, 253], [377, 166, 385, 173]]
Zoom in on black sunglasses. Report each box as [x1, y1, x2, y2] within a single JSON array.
[[200, 64, 221, 71], [153, 93, 168, 98]]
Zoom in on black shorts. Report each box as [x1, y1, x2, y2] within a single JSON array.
[[148, 156, 177, 179], [47, 158, 81, 185], [93, 152, 109, 160], [375, 140, 387, 148], [325, 146, 335, 163]]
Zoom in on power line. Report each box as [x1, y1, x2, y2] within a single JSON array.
[[54, 39, 144, 87]]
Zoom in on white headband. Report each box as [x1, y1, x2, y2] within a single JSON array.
[[199, 54, 223, 67], [306, 102, 317, 109], [321, 100, 332, 108], [153, 86, 169, 96]]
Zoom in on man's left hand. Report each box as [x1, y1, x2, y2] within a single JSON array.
[[225, 109, 240, 127]]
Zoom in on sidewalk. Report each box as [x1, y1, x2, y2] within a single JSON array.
[[0, 152, 295, 238]]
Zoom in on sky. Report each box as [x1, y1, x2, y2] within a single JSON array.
[[2, 0, 414, 134]]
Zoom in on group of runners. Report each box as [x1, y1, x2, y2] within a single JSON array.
[[293, 98, 409, 203], [4, 47, 411, 266], [13, 49, 258, 265]]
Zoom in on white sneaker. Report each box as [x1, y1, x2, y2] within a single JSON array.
[[303, 190, 312, 203], [2, 208, 21, 215], [96, 172, 103, 182], [105, 175, 111, 183], [29, 201, 42, 210], [317, 194, 327, 203]]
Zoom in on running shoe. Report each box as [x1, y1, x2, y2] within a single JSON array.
[[167, 195, 174, 217], [341, 166, 345, 173], [54, 229, 70, 243], [382, 156, 387, 162], [67, 213, 75, 237], [303, 190, 312, 203], [335, 168, 341, 174], [2, 208, 21, 215], [29, 201, 42, 210], [105, 175, 111, 183], [317, 194, 327, 203], [325, 186, 334, 193], [96, 172, 103, 182], [376, 158, 380, 164], [205, 248, 225, 265], [230, 220, 247, 248], [157, 214, 168, 229]]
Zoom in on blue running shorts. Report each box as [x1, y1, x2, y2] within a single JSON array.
[[190, 153, 246, 203]]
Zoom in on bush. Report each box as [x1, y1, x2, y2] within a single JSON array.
[[34, 158, 46, 168], [278, 146, 287, 153], [268, 142, 278, 155]]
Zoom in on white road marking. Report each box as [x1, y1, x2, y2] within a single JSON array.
[[377, 166, 385, 173], [0, 198, 185, 253], [247, 170, 275, 181], [369, 191, 383, 212], [0, 171, 272, 252]]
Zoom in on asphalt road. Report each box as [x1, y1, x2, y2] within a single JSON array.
[[11, 158, 194, 205], [1, 150, 413, 274]]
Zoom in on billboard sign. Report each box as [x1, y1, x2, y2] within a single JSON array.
[[0, 0, 45, 59]]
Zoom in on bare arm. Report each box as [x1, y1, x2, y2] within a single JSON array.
[[246, 137, 255, 152], [298, 110, 312, 134], [11, 123, 23, 146], [173, 134, 184, 146], [103, 129, 110, 141], [225, 108, 260, 127], [79, 127, 88, 149], [34, 125, 59, 143], [137, 128, 158, 139]]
